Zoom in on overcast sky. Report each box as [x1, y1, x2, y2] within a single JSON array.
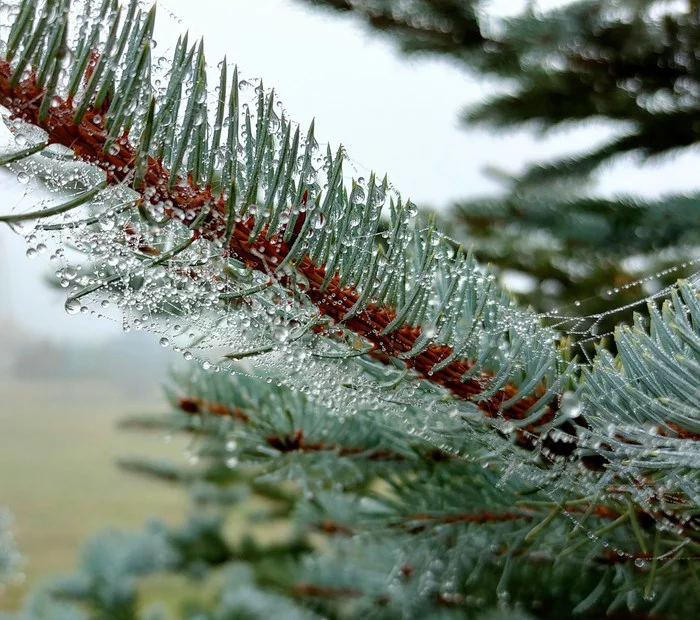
[[1, 0, 699, 342]]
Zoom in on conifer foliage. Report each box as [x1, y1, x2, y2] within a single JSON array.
[[0, 510, 22, 595], [300, 0, 700, 325], [0, 1, 699, 618]]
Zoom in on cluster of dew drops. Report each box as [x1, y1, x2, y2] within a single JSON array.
[[3, 3, 697, 577]]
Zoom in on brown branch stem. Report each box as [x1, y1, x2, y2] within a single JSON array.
[[0, 61, 575, 458]]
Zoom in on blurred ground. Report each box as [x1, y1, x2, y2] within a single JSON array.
[[0, 378, 189, 612]]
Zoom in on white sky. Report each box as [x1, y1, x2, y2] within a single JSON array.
[[1, 0, 699, 342]]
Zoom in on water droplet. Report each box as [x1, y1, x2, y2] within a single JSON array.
[[273, 326, 289, 342], [25, 247, 37, 259], [8, 220, 33, 235], [17, 171, 29, 184], [350, 185, 365, 204], [64, 298, 81, 315], [159, 337, 169, 347], [99, 215, 115, 231], [560, 392, 582, 418]]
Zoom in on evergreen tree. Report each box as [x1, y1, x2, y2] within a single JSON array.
[[0, 1, 699, 619], [298, 0, 700, 335], [0, 510, 21, 595]]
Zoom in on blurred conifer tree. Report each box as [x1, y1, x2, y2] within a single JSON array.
[[298, 0, 700, 338]]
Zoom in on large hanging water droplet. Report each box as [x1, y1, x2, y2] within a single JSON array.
[[64, 298, 81, 315], [8, 220, 34, 235]]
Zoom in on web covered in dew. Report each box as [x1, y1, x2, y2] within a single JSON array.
[[418, 222, 700, 353], [0, 0, 697, 570]]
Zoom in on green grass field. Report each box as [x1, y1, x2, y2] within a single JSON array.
[[0, 378, 190, 612]]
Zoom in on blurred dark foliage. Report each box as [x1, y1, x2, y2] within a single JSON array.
[[297, 0, 700, 348]]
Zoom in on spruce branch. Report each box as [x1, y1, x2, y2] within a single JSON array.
[[0, 0, 581, 462], [1, 4, 700, 594], [18, 360, 698, 618]]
